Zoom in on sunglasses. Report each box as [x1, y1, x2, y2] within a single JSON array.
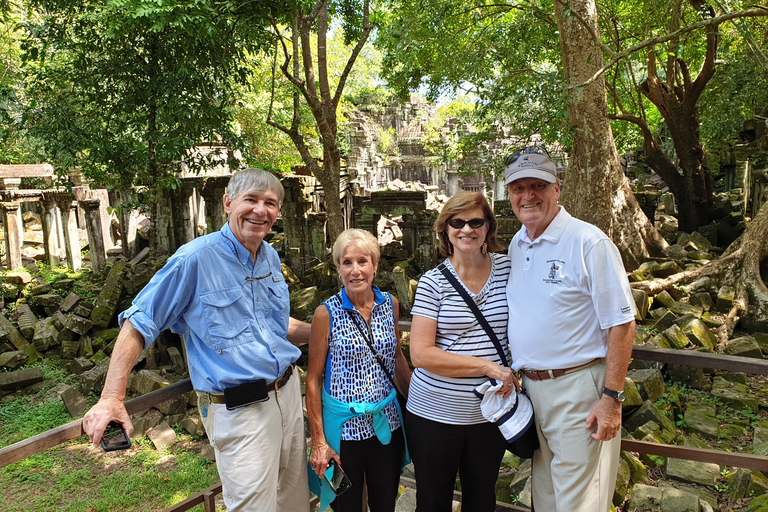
[[504, 145, 551, 166], [447, 218, 487, 229]]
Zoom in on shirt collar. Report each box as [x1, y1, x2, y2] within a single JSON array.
[[220, 222, 265, 269], [340, 285, 386, 310], [517, 206, 571, 246]]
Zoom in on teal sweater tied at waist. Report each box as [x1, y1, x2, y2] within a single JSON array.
[[308, 387, 410, 511]]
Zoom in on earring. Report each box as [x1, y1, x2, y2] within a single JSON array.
[[481, 242, 488, 255]]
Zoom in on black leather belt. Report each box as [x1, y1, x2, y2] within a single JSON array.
[[206, 365, 295, 404]]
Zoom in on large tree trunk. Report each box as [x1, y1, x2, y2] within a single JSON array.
[[632, 199, 768, 338], [554, 0, 667, 267]]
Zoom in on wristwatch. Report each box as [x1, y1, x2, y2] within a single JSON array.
[[603, 387, 626, 402]]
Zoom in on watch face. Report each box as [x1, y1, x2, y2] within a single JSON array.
[[617, 391, 626, 402]]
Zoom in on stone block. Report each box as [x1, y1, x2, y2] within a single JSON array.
[[700, 312, 723, 328], [201, 442, 216, 461], [29, 293, 62, 308], [392, 266, 414, 312], [33, 317, 59, 352], [621, 451, 649, 485], [28, 282, 52, 295], [622, 378, 644, 413], [180, 416, 206, 437], [627, 368, 667, 402], [79, 356, 111, 393], [689, 292, 714, 312], [395, 487, 418, 512], [680, 318, 717, 350], [669, 302, 703, 318], [662, 244, 688, 260], [167, 346, 186, 375], [131, 369, 171, 396], [627, 484, 662, 511], [0, 350, 28, 369], [727, 468, 751, 500], [52, 278, 74, 290], [16, 304, 38, 340], [711, 376, 759, 411], [146, 422, 177, 450], [651, 310, 678, 333], [613, 456, 631, 507], [665, 458, 720, 488], [70, 357, 94, 375], [90, 261, 129, 328], [683, 402, 718, 440], [61, 340, 80, 360], [1, 271, 32, 285], [723, 336, 763, 359], [0, 366, 44, 390], [755, 426, 768, 445], [678, 231, 713, 252], [73, 304, 93, 318], [61, 385, 87, 418], [660, 486, 700, 512], [749, 471, 768, 497], [653, 261, 683, 278], [632, 288, 649, 321], [665, 364, 704, 388], [754, 332, 768, 353], [662, 324, 690, 349], [156, 395, 188, 416], [66, 314, 93, 336], [508, 458, 531, 495], [625, 401, 676, 438], [716, 285, 735, 312], [653, 290, 676, 309]]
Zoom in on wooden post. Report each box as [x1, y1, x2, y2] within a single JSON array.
[[80, 198, 106, 275], [58, 199, 82, 271], [1, 202, 23, 270]]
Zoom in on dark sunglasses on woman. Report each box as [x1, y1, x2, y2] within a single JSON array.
[[447, 218, 487, 229]]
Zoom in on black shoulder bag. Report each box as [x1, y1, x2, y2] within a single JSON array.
[[346, 305, 408, 427], [438, 262, 539, 458]]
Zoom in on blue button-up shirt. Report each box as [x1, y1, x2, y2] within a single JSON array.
[[119, 222, 300, 393]]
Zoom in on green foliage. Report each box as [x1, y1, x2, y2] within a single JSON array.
[[0, 396, 71, 448]]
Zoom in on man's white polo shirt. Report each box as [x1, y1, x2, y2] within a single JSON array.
[[506, 207, 636, 372]]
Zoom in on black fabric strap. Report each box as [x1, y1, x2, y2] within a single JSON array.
[[438, 262, 509, 368], [347, 307, 399, 390]]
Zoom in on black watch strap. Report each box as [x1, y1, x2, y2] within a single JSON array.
[[603, 387, 626, 402]]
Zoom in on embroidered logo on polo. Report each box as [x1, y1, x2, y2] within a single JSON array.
[[543, 259, 565, 284]]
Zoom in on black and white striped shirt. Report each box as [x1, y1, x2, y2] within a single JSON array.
[[407, 253, 511, 425]]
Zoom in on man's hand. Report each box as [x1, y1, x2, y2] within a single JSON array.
[[82, 397, 134, 449], [585, 395, 622, 441]]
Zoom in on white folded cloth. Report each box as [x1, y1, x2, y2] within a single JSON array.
[[473, 379, 534, 442]]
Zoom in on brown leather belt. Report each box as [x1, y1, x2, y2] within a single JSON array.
[[206, 365, 295, 404], [522, 358, 602, 381]]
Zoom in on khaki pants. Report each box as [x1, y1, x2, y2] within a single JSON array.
[[199, 373, 309, 512], [524, 361, 620, 512]]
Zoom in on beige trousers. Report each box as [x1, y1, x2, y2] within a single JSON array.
[[524, 361, 621, 512], [199, 373, 309, 512]]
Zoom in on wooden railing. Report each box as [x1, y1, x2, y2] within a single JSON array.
[[2, 342, 767, 511]]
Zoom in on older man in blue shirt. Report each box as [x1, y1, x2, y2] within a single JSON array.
[[83, 168, 311, 511]]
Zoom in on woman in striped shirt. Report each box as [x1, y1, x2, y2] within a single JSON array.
[[407, 191, 518, 511]]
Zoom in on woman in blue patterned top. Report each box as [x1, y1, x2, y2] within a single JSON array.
[[307, 229, 412, 512]]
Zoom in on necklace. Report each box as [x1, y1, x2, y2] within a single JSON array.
[[222, 233, 273, 282]]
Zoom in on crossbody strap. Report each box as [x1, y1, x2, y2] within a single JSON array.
[[438, 262, 509, 368], [347, 309, 398, 390]]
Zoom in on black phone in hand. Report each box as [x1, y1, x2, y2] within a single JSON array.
[[100, 421, 131, 452], [325, 458, 352, 496]]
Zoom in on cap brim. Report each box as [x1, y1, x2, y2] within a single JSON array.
[[504, 168, 557, 186]]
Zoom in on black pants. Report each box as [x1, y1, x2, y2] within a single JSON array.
[[331, 427, 405, 512], [406, 411, 507, 512]]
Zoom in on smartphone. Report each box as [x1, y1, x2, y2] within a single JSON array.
[[223, 380, 269, 410], [100, 421, 132, 452], [324, 458, 352, 496]]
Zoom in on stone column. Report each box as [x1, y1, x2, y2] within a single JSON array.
[[1, 202, 23, 270], [200, 177, 229, 233], [80, 199, 106, 275], [172, 181, 197, 250], [90, 188, 115, 250], [108, 189, 139, 260], [57, 199, 82, 271], [40, 197, 61, 266]]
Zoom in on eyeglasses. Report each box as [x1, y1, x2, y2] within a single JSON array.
[[447, 218, 487, 229], [222, 234, 273, 282], [504, 145, 551, 167]]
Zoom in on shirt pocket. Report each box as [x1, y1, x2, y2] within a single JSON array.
[[266, 281, 290, 312], [199, 286, 251, 350]]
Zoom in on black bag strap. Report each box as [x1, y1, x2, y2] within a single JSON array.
[[438, 262, 509, 368], [347, 307, 399, 391]]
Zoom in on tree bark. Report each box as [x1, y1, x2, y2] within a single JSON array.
[[554, 0, 668, 267]]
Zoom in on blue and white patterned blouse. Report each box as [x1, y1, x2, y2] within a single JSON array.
[[323, 286, 401, 441]]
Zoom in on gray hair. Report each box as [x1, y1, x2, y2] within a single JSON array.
[[332, 229, 380, 267], [226, 168, 285, 205]]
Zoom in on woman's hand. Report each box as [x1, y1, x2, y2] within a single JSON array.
[[485, 362, 520, 398], [309, 441, 341, 477]]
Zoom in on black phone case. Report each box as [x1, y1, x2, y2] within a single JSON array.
[[223, 379, 269, 410], [325, 459, 352, 496], [100, 421, 132, 452]]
